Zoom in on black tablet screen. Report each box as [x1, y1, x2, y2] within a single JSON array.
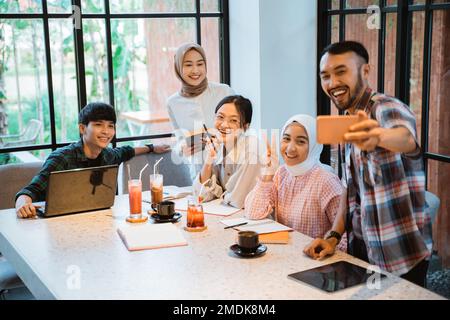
[[288, 261, 386, 293]]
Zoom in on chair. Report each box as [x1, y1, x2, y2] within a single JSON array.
[[119, 151, 192, 194], [0, 161, 43, 210], [0, 119, 42, 148], [425, 191, 440, 226], [0, 260, 25, 300], [0, 162, 43, 298]]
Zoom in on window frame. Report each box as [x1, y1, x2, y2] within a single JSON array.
[[0, 0, 230, 155], [317, 0, 450, 183]]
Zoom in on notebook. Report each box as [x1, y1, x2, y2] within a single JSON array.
[[174, 198, 241, 216], [117, 223, 188, 251], [220, 218, 293, 234], [259, 231, 290, 244], [163, 185, 192, 200]]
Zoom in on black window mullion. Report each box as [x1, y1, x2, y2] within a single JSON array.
[[195, 0, 201, 45], [103, 0, 116, 148], [421, 0, 433, 185], [42, 0, 57, 151], [395, 0, 409, 101], [317, 0, 332, 165], [339, 0, 345, 42], [219, 0, 230, 85], [72, 0, 87, 112], [377, 0, 386, 93]]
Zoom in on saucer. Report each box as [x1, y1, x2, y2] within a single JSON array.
[[230, 244, 267, 258], [149, 212, 182, 223]]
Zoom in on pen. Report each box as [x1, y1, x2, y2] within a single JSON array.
[[224, 222, 248, 229], [203, 124, 216, 152]]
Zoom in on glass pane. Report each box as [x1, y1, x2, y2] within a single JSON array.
[[201, 18, 220, 83], [427, 160, 450, 266], [428, 9, 450, 156], [384, 13, 396, 96], [111, 18, 196, 138], [331, 0, 340, 10], [0, 19, 48, 152], [47, 0, 72, 13], [331, 15, 339, 44], [0, 0, 42, 13], [409, 11, 425, 145], [49, 19, 79, 143], [346, 0, 379, 9], [386, 0, 397, 6], [0, 149, 50, 165], [110, 0, 195, 13], [81, 0, 104, 13], [83, 19, 109, 103], [201, 0, 219, 12], [345, 14, 379, 91]]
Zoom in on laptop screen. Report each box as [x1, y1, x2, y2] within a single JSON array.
[[42, 164, 118, 217]]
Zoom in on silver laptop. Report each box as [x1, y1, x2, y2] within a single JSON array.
[[35, 165, 118, 217]]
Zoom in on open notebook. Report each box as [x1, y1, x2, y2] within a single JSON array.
[[221, 218, 293, 233], [163, 185, 192, 201], [173, 198, 241, 216], [117, 223, 188, 251], [221, 218, 293, 244]]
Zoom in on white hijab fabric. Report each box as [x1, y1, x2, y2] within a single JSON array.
[[281, 114, 324, 176]]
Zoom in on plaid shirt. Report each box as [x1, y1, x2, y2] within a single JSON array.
[[16, 140, 135, 202], [343, 88, 432, 275]]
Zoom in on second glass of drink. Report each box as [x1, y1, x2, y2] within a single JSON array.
[[150, 173, 163, 206]]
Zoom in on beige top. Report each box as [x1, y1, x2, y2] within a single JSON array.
[[193, 134, 264, 209]]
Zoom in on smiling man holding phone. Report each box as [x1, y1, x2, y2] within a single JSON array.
[[304, 41, 432, 287]]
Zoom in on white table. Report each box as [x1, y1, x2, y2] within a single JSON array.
[[0, 192, 444, 300]]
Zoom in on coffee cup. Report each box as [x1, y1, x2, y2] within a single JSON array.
[[237, 231, 259, 253], [151, 200, 175, 219]]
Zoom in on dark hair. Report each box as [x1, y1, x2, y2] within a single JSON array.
[[321, 41, 369, 64], [215, 95, 253, 128], [78, 102, 117, 125]]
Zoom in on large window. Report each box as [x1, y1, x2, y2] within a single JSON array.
[[318, 0, 450, 267], [0, 0, 229, 162]]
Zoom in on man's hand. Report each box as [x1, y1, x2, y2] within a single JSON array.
[[15, 195, 38, 219], [344, 110, 383, 152], [153, 144, 171, 154], [303, 238, 337, 260]]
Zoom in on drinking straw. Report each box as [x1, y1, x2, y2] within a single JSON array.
[[154, 157, 163, 176], [127, 164, 131, 181], [139, 163, 149, 182]]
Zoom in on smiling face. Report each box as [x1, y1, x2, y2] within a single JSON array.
[[214, 102, 245, 145], [319, 51, 369, 112], [181, 49, 206, 86], [280, 123, 309, 166], [79, 120, 115, 151]]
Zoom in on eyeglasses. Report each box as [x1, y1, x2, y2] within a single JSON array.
[[214, 114, 241, 128]]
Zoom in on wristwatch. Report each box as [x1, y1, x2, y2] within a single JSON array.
[[325, 230, 342, 243], [145, 143, 154, 153]]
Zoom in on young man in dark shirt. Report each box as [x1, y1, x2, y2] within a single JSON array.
[[15, 102, 170, 218]]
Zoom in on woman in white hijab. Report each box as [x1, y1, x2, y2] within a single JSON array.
[[244, 114, 346, 249]]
